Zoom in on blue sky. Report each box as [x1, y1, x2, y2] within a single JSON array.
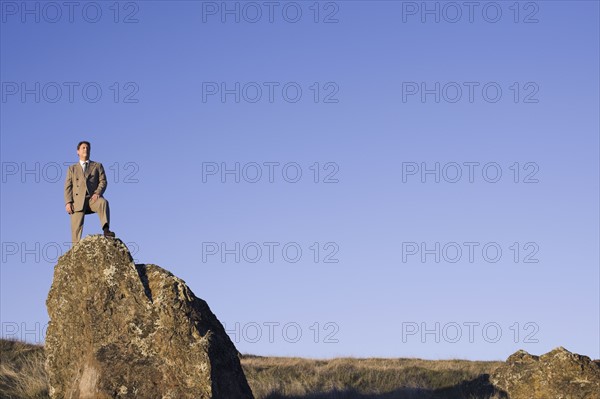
[[1, 0, 599, 361]]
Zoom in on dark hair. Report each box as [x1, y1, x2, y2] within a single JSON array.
[[77, 141, 91, 150]]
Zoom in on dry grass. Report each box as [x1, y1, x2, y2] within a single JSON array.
[[0, 338, 505, 399], [241, 355, 504, 399], [0, 339, 48, 399]]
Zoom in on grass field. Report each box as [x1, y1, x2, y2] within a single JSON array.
[[0, 338, 506, 399]]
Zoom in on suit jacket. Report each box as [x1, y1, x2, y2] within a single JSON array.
[[64, 161, 107, 213]]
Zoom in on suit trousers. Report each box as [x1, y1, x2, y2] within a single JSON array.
[[70, 196, 110, 244]]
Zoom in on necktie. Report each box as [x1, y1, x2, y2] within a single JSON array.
[[82, 162, 87, 174]]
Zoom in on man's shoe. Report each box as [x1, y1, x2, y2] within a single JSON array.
[[103, 229, 116, 238]]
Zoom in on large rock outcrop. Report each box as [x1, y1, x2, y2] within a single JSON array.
[[45, 235, 254, 399], [491, 347, 600, 399]]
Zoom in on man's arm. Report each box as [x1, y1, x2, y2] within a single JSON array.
[[64, 165, 74, 205], [94, 162, 107, 196], [64, 165, 74, 214]]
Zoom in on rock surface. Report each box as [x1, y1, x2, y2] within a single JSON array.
[[490, 346, 600, 399], [45, 235, 254, 399]]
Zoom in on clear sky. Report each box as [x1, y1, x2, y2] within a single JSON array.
[[1, 0, 598, 361]]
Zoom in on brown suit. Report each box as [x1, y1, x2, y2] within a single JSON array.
[[64, 161, 110, 244]]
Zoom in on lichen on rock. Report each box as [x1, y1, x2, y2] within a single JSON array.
[[491, 346, 600, 399], [45, 235, 254, 399]]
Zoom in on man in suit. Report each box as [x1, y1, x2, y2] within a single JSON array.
[[64, 141, 115, 245]]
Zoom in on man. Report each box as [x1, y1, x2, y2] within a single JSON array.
[[64, 141, 115, 245]]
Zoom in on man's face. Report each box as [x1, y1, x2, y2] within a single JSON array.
[[77, 144, 90, 161]]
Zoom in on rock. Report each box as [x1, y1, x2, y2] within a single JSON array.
[[45, 235, 254, 399], [490, 346, 600, 399]]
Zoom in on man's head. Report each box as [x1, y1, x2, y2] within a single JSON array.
[[77, 141, 91, 161]]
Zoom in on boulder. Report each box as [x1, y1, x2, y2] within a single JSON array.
[[45, 235, 254, 399], [491, 347, 600, 399]]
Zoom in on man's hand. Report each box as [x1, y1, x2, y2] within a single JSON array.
[[66, 203, 74, 214], [90, 193, 100, 203]]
